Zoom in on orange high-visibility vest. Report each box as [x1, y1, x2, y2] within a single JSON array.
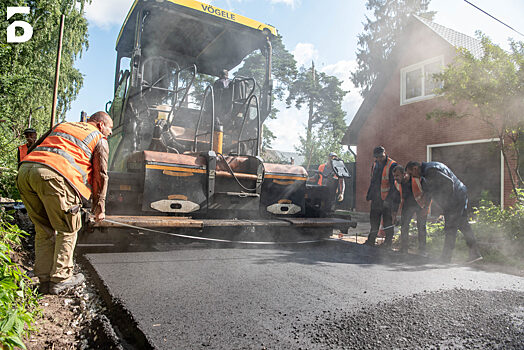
[[412, 177, 432, 214], [22, 122, 103, 200], [18, 144, 28, 161], [374, 157, 396, 200], [317, 163, 325, 185], [395, 177, 431, 213], [317, 163, 337, 186], [412, 177, 425, 208]]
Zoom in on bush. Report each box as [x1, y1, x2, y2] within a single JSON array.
[[411, 189, 524, 266], [0, 131, 21, 200], [0, 171, 20, 201], [471, 189, 524, 266], [0, 210, 40, 350]]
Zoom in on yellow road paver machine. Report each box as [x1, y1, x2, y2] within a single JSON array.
[[95, 0, 355, 240]]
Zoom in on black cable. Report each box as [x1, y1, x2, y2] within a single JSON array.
[[217, 153, 263, 192], [463, 0, 524, 38]]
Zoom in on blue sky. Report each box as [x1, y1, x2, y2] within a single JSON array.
[[68, 0, 524, 151]]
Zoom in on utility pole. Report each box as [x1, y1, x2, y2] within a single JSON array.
[[50, 14, 65, 128]]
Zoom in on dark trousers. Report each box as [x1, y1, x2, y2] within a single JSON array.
[[441, 208, 478, 260], [400, 205, 427, 252], [368, 200, 394, 246]]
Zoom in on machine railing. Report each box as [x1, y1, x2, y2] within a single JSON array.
[[140, 57, 180, 97], [193, 85, 216, 153], [229, 76, 256, 116], [167, 64, 197, 125], [139, 58, 197, 123], [237, 94, 260, 156]]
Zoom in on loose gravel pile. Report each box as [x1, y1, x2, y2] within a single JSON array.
[[302, 289, 524, 349]]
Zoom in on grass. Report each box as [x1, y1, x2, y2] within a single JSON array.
[[395, 198, 524, 270], [0, 209, 40, 350]]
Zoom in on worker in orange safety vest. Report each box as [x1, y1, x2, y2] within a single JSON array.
[[17, 128, 38, 163], [17, 112, 113, 295], [317, 152, 346, 204], [393, 164, 431, 254], [364, 146, 399, 248]]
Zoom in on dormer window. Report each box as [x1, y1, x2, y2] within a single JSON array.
[[400, 56, 443, 105]]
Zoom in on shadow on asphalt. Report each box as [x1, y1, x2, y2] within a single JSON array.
[[79, 228, 458, 274], [243, 240, 453, 274]]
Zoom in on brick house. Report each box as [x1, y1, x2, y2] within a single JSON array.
[[343, 15, 518, 212]]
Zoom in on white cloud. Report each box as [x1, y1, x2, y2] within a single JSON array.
[[266, 100, 306, 152], [321, 60, 363, 125], [269, 0, 300, 8], [292, 43, 319, 68], [85, 0, 134, 28]]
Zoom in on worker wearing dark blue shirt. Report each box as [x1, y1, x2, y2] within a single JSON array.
[[406, 161, 482, 263]]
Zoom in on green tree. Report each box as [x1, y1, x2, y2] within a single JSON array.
[[235, 34, 297, 150], [351, 0, 434, 97], [261, 124, 276, 152], [295, 127, 354, 167], [286, 62, 348, 167], [187, 35, 296, 151], [0, 0, 90, 198], [428, 34, 524, 202], [189, 73, 215, 106]]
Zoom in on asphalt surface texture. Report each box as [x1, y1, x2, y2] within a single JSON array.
[[84, 237, 524, 350]]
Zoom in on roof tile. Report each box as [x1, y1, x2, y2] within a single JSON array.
[[413, 14, 484, 59]]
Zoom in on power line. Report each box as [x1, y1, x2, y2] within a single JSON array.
[[463, 0, 524, 38]]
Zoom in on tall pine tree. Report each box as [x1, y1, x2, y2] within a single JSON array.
[[351, 0, 434, 97], [235, 35, 297, 151], [287, 62, 348, 167]]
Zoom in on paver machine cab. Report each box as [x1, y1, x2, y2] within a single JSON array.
[[99, 0, 354, 238]]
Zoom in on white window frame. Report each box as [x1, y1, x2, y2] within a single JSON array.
[[400, 55, 444, 106], [427, 138, 504, 208]]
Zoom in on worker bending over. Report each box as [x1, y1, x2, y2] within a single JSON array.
[[405, 161, 482, 263], [393, 165, 430, 255], [17, 112, 113, 294]]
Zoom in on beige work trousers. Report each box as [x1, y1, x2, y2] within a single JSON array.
[[17, 163, 82, 283]]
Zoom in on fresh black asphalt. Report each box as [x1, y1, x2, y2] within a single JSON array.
[[84, 239, 524, 349]]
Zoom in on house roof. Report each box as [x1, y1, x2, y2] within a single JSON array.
[[413, 15, 483, 59], [342, 15, 484, 146], [341, 71, 393, 145], [263, 149, 305, 165]]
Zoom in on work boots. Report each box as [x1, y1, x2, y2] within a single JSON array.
[[381, 232, 394, 250], [50, 273, 85, 295], [38, 281, 49, 295], [466, 246, 483, 264], [438, 251, 452, 264], [364, 234, 377, 247], [439, 232, 457, 263]]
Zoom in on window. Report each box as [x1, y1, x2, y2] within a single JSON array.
[[400, 56, 443, 105], [110, 70, 130, 128]]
